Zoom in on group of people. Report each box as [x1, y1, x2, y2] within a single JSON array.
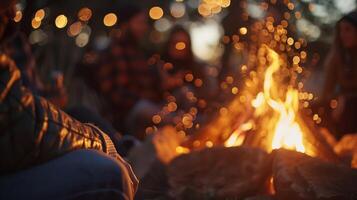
[[0, 1, 138, 199], [0, 0, 357, 199], [0, 2, 211, 199], [67, 5, 212, 141]]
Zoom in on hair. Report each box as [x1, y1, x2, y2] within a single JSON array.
[[325, 10, 357, 69], [322, 10, 357, 100]]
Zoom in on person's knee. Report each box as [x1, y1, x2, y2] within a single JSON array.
[[69, 149, 125, 183], [0, 149, 130, 200]]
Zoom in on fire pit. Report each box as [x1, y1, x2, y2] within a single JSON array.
[[130, 11, 357, 199], [180, 46, 338, 162], [131, 45, 357, 200]]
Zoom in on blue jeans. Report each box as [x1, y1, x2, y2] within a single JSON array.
[[0, 150, 132, 200]]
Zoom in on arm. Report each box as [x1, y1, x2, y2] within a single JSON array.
[[0, 54, 116, 173]]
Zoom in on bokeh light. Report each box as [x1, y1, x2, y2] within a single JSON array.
[[78, 7, 92, 21], [31, 18, 41, 29], [13, 10, 22, 22], [34, 9, 45, 21], [55, 14, 68, 29], [75, 32, 90, 47], [103, 13, 117, 27], [170, 2, 186, 18], [149, 6, 164, 20], [175, 42, 186, 50], [68, 21, 82, 37]]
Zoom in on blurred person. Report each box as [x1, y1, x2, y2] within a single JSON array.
[[322, 10, 357, 138], [68, 51, 138, 157], [159, 26, 216, 106], [158, 26, 199, 111], [0, 1, 138, 199], [160, 26, 196, 92], [93, 4, 161, 137], [153, 26, 218, 134]]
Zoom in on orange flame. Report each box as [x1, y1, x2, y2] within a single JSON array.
[[253, 46, 306, 153], [224, 121, 253, 147]]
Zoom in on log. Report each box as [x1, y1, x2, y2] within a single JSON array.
[[272, 149, 357, 200], [168, 147, 271, 199]]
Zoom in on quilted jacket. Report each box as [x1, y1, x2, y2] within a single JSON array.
[[0, 53, 137, 198]]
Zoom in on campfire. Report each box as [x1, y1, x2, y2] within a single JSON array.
[[178, 45, 337, 162], [131, 7, 357, 200], [131, 43, 357, 200], [136, 42, 357, 199]]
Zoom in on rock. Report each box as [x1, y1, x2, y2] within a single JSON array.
[[168, 147, 271, 199], [272, 149, 357, 200]]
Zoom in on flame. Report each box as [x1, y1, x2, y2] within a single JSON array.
[[224, 121, 253, 147], [253, 46, 306, 153], [176, 146, 190, 154]]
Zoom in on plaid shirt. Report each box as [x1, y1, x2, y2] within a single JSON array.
[[95, 34, 161, 131]]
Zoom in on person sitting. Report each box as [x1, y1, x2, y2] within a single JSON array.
[[0, 1, 138, 199], [322, 10, 357, 138]]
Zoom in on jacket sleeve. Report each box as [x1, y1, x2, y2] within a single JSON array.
[[0, 54, 115, 173]]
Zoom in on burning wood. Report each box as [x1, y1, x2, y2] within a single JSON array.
[[182, 45, 338, 162]]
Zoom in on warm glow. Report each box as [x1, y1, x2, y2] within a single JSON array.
[[103, 13, 117, 27], [198, 0, 231, 17], [224, 131, 244, 147], [239, 27, 248, 35], [13, 10, 22, 22], [149, 6, 164, 20], [31, 18, 41, 29], [254, 46, 306, 153], [55, 15, 68, 29], [152, 115, 162, 124], [34, 9, 45, 21], [176, 146, 190, 154], [68, 22, 82, 37], [175, 42, 186, 50], [224, 121, 253, 147], [78, 7, 92, 21]]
